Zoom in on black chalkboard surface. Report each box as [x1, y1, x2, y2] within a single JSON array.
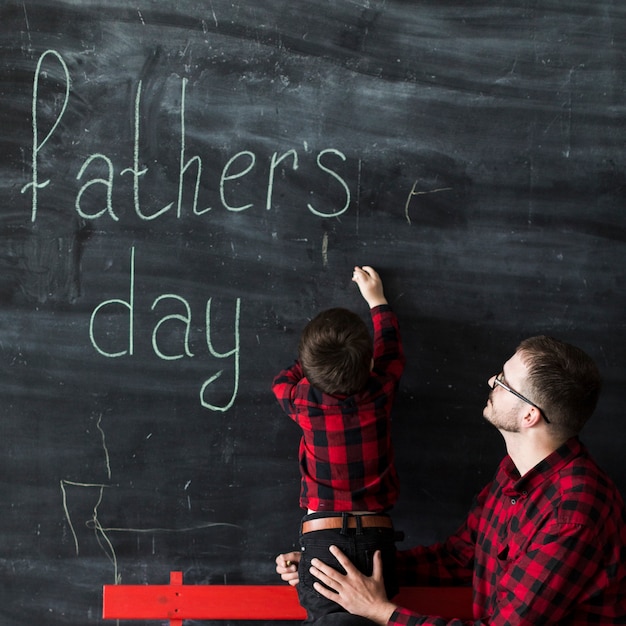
[[1, 1, 625, 624]]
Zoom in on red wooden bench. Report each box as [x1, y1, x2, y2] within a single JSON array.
[[102, 571, 473, 624]]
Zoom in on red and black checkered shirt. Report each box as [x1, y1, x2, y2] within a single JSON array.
[[390, 437, 626, 625], [272, 304, 405, 512]]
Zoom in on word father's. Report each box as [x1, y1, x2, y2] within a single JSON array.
[[21, 50, 352, 223]]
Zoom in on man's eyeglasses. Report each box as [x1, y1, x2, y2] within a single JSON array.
[[491, 372, 550, 424]]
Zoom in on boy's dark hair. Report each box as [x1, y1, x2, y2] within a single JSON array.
[[517, 335, 602, 437], [298, 307, 373, 396]]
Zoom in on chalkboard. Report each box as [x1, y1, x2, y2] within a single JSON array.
[[1, 1, 625, 624]]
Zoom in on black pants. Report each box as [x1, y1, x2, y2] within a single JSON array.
[[297, 512, 400, 625]]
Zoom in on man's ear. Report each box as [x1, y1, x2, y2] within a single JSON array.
[[522, 406, 543, 428]]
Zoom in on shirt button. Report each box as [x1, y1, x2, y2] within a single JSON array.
[[511, 498, 517, 505]]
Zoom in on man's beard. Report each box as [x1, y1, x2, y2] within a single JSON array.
[[483, 396, 520, 433]]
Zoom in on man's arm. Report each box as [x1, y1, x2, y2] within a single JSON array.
[[305, 493, 478, 625], [310, 546, 475, 626], [307, 519, 620, 626]]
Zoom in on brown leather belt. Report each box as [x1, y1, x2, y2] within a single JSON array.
[[301, 515, 393, 534]]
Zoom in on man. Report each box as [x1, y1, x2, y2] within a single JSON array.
[[276, 336, 626, 625]]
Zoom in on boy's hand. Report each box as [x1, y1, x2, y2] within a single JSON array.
[[275, 551, 301, 586], [352, 266, 388, 308]]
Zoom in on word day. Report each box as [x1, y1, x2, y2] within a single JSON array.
[[21, 49, 353, 224], [89, 247, 240, 412]]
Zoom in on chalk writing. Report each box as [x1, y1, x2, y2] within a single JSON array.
[[22, 49, 353, 224], [61, 412, 243, 585], [20, 49, 70, 222], [96, 413, 112, 481], [201, 296, 241, 412], [404, 180, 453, 225], [60, 479, 113, 558], [19, 50, 364, 412], [89, 247, 240, 411]]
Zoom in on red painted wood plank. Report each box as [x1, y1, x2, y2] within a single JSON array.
[[103, 584, 307, 620], [102, 573, 473, 621]]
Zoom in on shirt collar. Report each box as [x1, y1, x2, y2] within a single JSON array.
[[503, 437, 584, 495]]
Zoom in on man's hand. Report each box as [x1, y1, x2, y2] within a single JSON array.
[[352, 266, 388, 309], [275, 551, 301, 586], [309, 545, 398, 625]]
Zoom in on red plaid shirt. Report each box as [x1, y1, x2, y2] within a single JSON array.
[[390, 437, 626, 625], [272, 305, 405, 512]]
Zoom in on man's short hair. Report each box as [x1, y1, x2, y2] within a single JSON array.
[[298, 307, 373, 396], [517, 335, 602, 437]]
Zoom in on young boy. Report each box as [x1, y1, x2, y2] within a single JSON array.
[[272, 265, 405, 623]]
